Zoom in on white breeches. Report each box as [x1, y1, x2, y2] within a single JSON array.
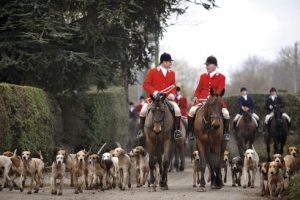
[[264, 112, 291, 124], [188, 103, 230, 119]]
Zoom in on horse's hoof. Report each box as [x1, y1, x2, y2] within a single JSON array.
[[58, 192, 62, 196], [128, 183, 131, 188], [34, 189, 39, 193], [211, 185, 222, 189], [197, 187, 206, 192], [27, 191, 32, 194], [160, 185, 169, 190], [232, 184, 236, 187], [243, 185, 247, 189], [75, 190, 79, 194], [51, 190, 57, 195], [193, 184, 196, 188]]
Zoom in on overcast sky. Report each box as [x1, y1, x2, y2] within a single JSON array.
[[160, 0, 300, 79]]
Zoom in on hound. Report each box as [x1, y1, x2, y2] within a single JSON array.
[[283, 154, 297, 183], [287, 146, 298, 158], [191, 151, 200, 187], [242, 146, 259, 188], [129, 146, 149, 187], [230, 156, 243, 187], [19, 151, 44, 194], [87, 154, 105, 189], [2, 150, 22, 188], [223, 150, 230, 183], [268, 161, 284, 199], [259, 162, 269, 196], [71, 150, 87, 194], [0, 155, 13, 191], [51, 154, 66, 195], [113, 147, 131, 190]]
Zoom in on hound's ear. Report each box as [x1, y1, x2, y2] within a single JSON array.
[[229, 160, 232, 165], [265, 162, 270, 168], [287, 148, 291, 154]]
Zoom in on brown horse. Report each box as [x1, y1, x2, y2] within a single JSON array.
[[144, 93, 174, 191], [194, 89, 225, 192], [264, 105, 289, 161], [234, 111, 257, 158], [168, 121, 186, 172]]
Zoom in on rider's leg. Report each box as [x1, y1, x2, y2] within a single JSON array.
[[170, 101, 182, 139], [222, 108, 230, 141], [188, 105, 200, 140], [252, 113, 260, 132], [282, 113, 291, 128], [137, 103, 149, 139], [264, 112, 273, 134]]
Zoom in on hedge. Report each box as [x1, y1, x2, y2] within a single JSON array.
[[59, 87, 128, 153], [0, 84, 128, 163], [0, 83, 57, 162]]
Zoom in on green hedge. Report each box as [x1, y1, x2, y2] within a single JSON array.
[[59, 87, 128, 152], [0, 83, 56, 162]]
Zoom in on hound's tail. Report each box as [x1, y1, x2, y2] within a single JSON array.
[[251, 145, 256, 153]]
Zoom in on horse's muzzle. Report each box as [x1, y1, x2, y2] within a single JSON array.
[[211, 124, 220, 130], [153, 123, 162, 134]]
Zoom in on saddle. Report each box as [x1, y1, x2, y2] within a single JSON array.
[[146, 100, 175, 116], [236, 114, 258, 127]]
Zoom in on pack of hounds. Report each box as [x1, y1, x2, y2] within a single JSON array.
[[0, 144, 299, 199]]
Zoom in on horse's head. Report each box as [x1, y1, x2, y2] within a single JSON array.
[[203, 89, 224, 130], [242, 108, 252, 123], [150, 93, 166, 133], [273, 105, 283, 125]]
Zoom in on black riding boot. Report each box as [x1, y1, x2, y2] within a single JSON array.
[[136, 116, 145, 139], [188, 116, 195, 141], [174, 116, 183, 140], [223, 119, 230, 141], [233, 120, 237, 132]]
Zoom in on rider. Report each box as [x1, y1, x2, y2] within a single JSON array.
[[264, 87, 291, 129], [135, 95, 145, 116], [175, 86, 188, 123], [137, 52, 182, 140], [232, 87, 260, 131], [188, 55, 230, 141]]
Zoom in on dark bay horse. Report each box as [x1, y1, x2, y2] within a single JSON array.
[[234, 110, 257, 158], [195, 90, 225, 192], [265, 105, 289, 161], [144, 93, 174, 191]]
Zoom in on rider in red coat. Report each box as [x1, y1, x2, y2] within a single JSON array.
[[175, 86, 188, 118], [188, 55, 230, 141], [138, 53, 182, 140]]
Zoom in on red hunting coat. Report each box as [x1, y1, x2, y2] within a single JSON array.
[[193, 72, 227, 108], [143, 66, 176, 98]]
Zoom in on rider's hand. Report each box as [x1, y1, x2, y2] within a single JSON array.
[[167, 94, 175, 101], [153, 91, 159, 97], [269, 105, 273, 110]]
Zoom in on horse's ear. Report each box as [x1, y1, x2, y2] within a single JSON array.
[[220, 89, 225, 97], [210, 88, 215, 96]]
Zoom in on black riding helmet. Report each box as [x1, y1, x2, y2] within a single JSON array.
[[240, 87, 247, 92], [205, 55, 218, 66], [160, 52, 173, 64], [270, 87, 277, 93]]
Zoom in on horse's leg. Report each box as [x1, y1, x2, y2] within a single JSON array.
[[174, 143, 179, 172], [168, 144, 174, 172], [273, 137, 278, 154], [179, 142, 185, 171], [148, 154, 157, 191], [197, 142, 206, 192], [160, 138, 171, 190], [264, 134, 271, 162]]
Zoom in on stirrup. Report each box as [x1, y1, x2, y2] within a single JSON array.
[[136, 130, 144, 140], [174, 130, 182, 140], [224, 133, 230, 141]]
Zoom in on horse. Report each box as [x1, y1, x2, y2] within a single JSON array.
[[194, 89, 225, 192], [144, 93, 174, 191], [168, 120, 186, 172], [234, 110, 257, 158], [264, 105, 289, 161]]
